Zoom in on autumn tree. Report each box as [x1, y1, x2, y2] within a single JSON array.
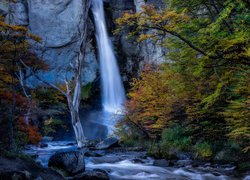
[[0, 16, 48, 151], [117, 0, 250, 152]]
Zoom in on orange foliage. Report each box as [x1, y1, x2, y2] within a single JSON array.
[[16, 118, 42, 144], [126, 64, 186, 138]]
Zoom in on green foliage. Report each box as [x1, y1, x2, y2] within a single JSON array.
[[117, 0, 250, 155], [43, 117, 66, 136], [32, 87, 66, 106], [81, 83, 92, 100], [14, 131, 29, 147], [195, 141, 213, 159], [161, 125, 192, 152], [147, 142, 162, 159], [0, 16, 48, 151], [115, 117, 149, 147]]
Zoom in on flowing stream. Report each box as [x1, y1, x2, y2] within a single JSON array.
[[24, 141, 248, 180], [92, 0, 126, 113]]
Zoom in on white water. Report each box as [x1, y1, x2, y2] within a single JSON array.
[[92, 0, 126, 113]]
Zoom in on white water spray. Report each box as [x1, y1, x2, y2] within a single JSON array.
[[92, 0, 126, 113]]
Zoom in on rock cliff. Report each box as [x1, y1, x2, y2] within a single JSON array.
[[1, 0, 166, 85]]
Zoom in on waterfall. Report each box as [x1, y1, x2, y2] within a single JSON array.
[[92, 0, 126, 113]]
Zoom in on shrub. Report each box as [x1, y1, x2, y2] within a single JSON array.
[[81, 83, 92, 100], [161, 125, 192, 152], [147, 142, 162, 159], [195, 141, 213, 159], [16, 118, 42, 144], [43, 117, 66, 136]]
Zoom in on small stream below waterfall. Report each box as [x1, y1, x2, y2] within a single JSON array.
[[23, 141, 248, 180]]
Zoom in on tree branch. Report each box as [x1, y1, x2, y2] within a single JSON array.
[[19, 59, 67, 96]]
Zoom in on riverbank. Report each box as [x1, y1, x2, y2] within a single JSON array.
[[20, 139, 250, 180]]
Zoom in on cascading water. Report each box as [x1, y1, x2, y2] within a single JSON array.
[[92, 0, 126, 113]]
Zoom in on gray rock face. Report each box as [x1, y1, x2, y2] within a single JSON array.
[[27, 0, 98, 85], [5, 0, 98, 86], [48, 150, 85, 175], [6, 0, 167, 86], [0, 1, 8, 16], [133, 0, 167, 65], [73, 169, 109, 180], [28, 0, 81, 48], [6, 1, 28, 26], [94, 137, 119, 150], [107, 0, 168, 82]]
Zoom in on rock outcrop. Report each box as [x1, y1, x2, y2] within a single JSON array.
[[0, 1, 8, 16], [93, 137, 119, 150], [107, 0, 167, 82], [3, 0, 98, 86], [73, 169, 109, 180], [2, 0, 167, 86], [48, 151, 85, 176], [0, 156, 64, 180]]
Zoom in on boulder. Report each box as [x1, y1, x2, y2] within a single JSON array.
[[94, 137, 119, 150], [176, 160, 193, 167], [0, 156, 64, 180], [91, 156, 123, 164], [175, 152, 192, 160], [0, 170, 29, 180], [84, 151, 102, 157], [84, 140, 101, 148], [73, 169, 109, 180], [48, 151, 85, 175], [39, 143, 48, 148], [131, 158, 144, 164], [42, 136, 54, 142], [153, 159, 170, 167]]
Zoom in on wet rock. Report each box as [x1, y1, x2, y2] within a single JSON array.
[[31, 154, 39, 159], [244, 175, 250, 180], [191, 160, 204, 168], [175, 152, 192, 160], [94, 137, 119, 150], [34, 176, 43, 180], [85, 140, 101, 148], [39, 143, 48, 148], [48, 150, 85, 175], [42, 136, 54, 142], [169, 160, 176, 167], [126, 147, 144, 152], [176, 160, 193, 167], [73, 169, 109, 180], [131, 158, 144, 164], [91, 156, 124, 164], [0, 156, 64, 179], [153, 159, 170, 167], [66, 143, 75, 146], [84, 151, 102, 157], [214, 150, 237, 163], [0, 170, 29, 180]]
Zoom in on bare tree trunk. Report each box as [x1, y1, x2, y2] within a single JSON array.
[[65, 72, 86, 147], [64, 0, 91, 148], [19, 0, 91, 148]]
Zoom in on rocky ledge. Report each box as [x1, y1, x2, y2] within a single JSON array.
[[0, 156, 64, 180]]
